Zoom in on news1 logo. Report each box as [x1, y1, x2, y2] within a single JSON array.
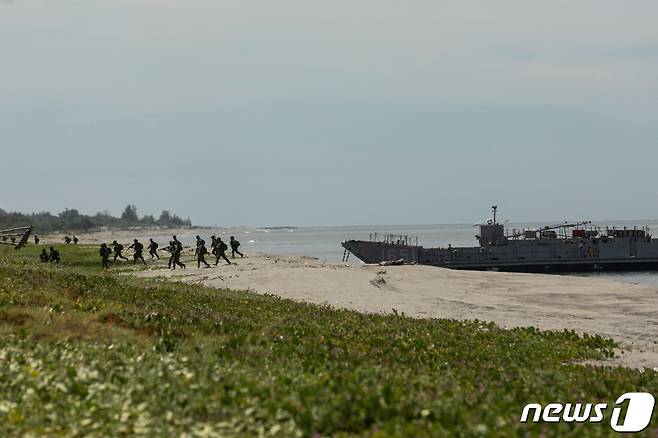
[[520, 393, 656, 432]]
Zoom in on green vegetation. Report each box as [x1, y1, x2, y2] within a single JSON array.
[[0, 245, 657, 436], [0, 204, 191, 233]]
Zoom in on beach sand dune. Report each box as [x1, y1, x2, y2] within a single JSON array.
[[138, 253, 658, 369]]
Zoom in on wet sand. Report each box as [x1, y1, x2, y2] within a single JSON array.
[[135, 252, 658, 369]]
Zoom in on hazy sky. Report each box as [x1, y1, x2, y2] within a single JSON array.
[[2, 1, 658, 226]]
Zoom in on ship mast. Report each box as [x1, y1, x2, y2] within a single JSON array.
[[492, 205, 497, 225]]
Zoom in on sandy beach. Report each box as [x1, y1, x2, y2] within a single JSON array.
[[133, 251, 658, 369], [45, 230, 658, 368]]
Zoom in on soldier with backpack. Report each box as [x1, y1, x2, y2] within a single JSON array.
[[148, 239, 159, 259], [99, 243, 112, 270], [230, 236, 243, 258], [214, 237, 231, 265], [196, 241, 210, 268], [129, 239, 147, 265], [112, 240, 129, 261], [49, 246, 61, 263], [170, 242, 186, 270]]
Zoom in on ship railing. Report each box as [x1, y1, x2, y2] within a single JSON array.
[[369, 233, 419, 247]]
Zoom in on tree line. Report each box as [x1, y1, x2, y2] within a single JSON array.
[[0, 205, 192, 233]]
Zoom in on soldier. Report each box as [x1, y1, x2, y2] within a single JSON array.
[[34, 235, 40, 245], [39, 248, 49, 263], [214, 237, 231, 265], [49, 246, 60, 263], [168, 236, 183, 268], [195, 235, 206, 247], [129, 239, 146, 265], [64, 236, 72, 244], [230, 236, 244, 258], [164, 240, 176, 269], [196, 241, 210, 268], [112, 240, 129, 261], [210, 235, 218, 257], [148, 238, 159, 259], [73, 235, 79, 245], [99, 243, 112, 270], [170, 242, 186, 270]]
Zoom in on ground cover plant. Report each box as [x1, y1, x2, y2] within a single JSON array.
[[0, 245, 657, 436]]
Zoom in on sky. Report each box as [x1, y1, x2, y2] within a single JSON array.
[[1, 0, 657, 227]]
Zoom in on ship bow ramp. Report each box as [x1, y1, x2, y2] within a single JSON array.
[[342, 238, 421, 264]]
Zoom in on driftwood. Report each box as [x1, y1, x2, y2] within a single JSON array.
[[378, 258, 405, 266]]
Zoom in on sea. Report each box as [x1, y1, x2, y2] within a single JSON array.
[[164, 221, 658, 288]]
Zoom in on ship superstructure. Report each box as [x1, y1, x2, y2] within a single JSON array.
[[342, 207, 658, 272]]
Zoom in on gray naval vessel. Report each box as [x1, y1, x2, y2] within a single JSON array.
[[341, 206, 658, 272]]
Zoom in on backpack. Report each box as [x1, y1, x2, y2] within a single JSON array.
[[219, 242, 228, 252]]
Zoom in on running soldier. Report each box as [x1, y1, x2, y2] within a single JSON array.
[[214, 237, 231, 265], [170, 242, 186, 270], [230, 236, 244, 258], [99, 243, 112, 270], [39, 248, 49, 263], [148, 239, 159, 259], [34, 235, 40, 245], [167, 235, 183, 268], [196, 241, 210, 268], [112, 240, 129, 261], [49, 246, 60, 263], [64, 236, 72, 244], [164, 240, 176, 268], [129, 239, 147, 265], [210, 235, 218, 257], [73, 236, 79, 245]]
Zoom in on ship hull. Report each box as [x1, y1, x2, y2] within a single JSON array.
[[341, 239, 658, 273], [449, 260, 658, 273]]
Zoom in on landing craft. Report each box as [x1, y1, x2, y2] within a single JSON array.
[[0, 226, 32, 250], [342, 206, 658, 272]]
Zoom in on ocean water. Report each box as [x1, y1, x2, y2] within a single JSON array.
[[161, 221, 658, 288]]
